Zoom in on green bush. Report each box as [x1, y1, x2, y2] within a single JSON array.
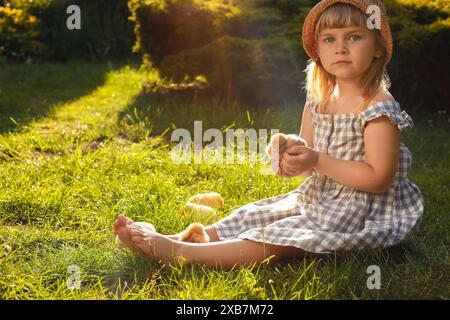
[[385, 0, 450, 108], [130, 0, 309, 105], [3, 0, 447, 108], [130, 0, 449, 109], [2, 0, 134, 60], [0, 6, 45, 59], [159, 35, 304, 104], [128, 0, 231, 64]]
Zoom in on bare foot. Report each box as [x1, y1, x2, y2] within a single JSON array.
[[113, 214, 144, 255], [129, 225, 182, 264]]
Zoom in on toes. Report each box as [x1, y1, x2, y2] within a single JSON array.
[[115, 214, 136, 232], [113, 220, 122, 234], [116, 214, 127, 224], [116, 214, 136, 227], [113, 216, 121, 226], [124, 215, 135, 224]]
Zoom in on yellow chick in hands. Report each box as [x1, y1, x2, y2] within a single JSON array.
[[265, 133, 307, 174]]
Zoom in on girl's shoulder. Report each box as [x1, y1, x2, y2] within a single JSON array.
[[360, 91, 414, 133], [359, 89, 397, 115], [367, 90, 395, 107], [306, 90, 396, 114]]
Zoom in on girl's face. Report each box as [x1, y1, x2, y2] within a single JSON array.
[[316, 25, 382, 81]]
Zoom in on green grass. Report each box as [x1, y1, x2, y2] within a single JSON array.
[[0, 60, 448, 299]]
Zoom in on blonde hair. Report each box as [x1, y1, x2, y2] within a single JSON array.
[[303, 3, 391, 114]]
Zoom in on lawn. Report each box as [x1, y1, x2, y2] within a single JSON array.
[[0, 60, 448, 299]]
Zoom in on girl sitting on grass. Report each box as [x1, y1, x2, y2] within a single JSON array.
[[113, 0, 424, 269]]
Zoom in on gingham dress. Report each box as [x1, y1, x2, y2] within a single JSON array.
[[213, 100, 424, 253]]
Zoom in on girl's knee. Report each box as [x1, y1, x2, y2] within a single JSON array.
[[264, 243, 304, 261]]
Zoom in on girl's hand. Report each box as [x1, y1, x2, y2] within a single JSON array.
[[277, 146, 319, 178]]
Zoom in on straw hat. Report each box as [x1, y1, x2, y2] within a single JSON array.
[[302, 0, 393, 66]]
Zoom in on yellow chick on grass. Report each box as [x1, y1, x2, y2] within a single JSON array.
[[178, 192, 224, 243], [187, 192, 224, 208], [177, 222, 210, 243], [180, 202, 217, 219]]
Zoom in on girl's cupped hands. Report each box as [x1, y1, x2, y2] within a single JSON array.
[[277, 146, 319, 178]]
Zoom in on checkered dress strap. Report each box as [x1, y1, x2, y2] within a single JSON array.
[[360, 100, 414, 134]]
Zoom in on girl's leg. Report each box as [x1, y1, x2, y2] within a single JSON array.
[[128, 223, 304, 269], [177, 238, 305, 269]]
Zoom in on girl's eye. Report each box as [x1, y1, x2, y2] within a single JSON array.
[[350, 35, 361, 41], [324, 37, 334, 43]]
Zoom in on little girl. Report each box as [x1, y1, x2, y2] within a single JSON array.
[[113, 0, 424, 269]]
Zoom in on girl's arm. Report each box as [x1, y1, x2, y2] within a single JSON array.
[[298, 103, 314, 178], [313, 116, 400, 193]]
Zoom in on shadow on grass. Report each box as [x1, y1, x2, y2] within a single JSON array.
[[117, 87, 306, 144], [0, 59, 134, 133], [276, 239, 427, 271], [0, 199, 64, 227], [117, 90, 222, 138]]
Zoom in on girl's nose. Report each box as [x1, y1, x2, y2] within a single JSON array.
[[334, 40, 348, 54], [335, 46, 348, 54]]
